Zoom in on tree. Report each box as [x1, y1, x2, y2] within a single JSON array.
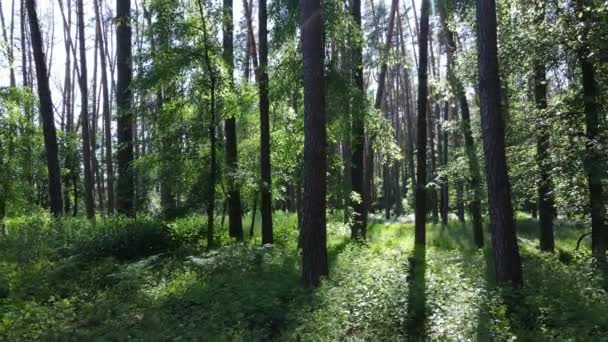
[[197, 0, 219, 249], [25, 0, 63, 216], [0, 0, 16, 87], [77, 0, 95, 220], [259, 0, 273, 244], [350, 0, 366, 240], [223, 0, 244, 240], [476, 0, 522, 286], [116, 0, 135, 217], [533, 0, 556, 252], [94, 0, 114, 214], [300, 0, 327, 288], [438, 0, 484, 247], [576, 0, 606, 258], [415, 0, 430, 246]]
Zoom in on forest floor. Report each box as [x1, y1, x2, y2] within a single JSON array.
[[1, 213, 607, 340]]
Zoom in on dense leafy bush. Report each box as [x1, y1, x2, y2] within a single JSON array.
[[73, 219, 180, 261]]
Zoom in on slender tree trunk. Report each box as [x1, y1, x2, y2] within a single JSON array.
[[26, 0, 63, 216], [428, 30, 439, 224], [576, 0, 606, 258], [95, 0, 114, 214], [92, 18, 103, 213], [242, 0, 258, 79], [61, 0, 72, 214], [301, 0, 328, 288], [223, 0, 244, 240], [198, 0, 218, 249], [350, 0, 367, 240], [373, 0, 398, 111], [533, 1, 555, 252], [77, 0, 95, 220], [0, 0, 16, 87], [439, 1, 483, 245], [116, 0, 135, 217], [259, 0, 273, 244], [476, 0, 522, 287], [440, 101, 449, 225], [414, 0, 430, 245], [250, 192, 258, 238]]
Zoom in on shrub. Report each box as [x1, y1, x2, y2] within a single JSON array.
[[73, 219, 180, 261]]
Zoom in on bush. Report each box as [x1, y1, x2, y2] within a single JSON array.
[[73, 219, 180, 261]]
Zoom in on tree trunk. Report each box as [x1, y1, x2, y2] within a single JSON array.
[[61, 0, 72, 214], [197, 0, 218, 249], [116, 0, 135, 217], [350, 0, 367, 240], [259, 0, 273, 244], [440, 101, 449, 225], [439, 1, 483, 246], [26, 0, 63, 217], [576, 0, 606, 258], [223, 0, 244, 240], [0, 0, 16, 87], [77, 0, 95, 220], [533, 1, 555, 252], [301, 0, 328, 288], [95, 0, 114, 214], [414, 0, 430, 246], [250, 193, 258, 238], [476, 0, 522, 287], [243, 0, 258, 79]]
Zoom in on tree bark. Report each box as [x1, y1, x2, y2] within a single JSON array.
[[414, 0, 430, 246], [259, 0, 273, 244], [439, 1, 483, 246], [533, 1, 555, 252], [95, 0, 114, 214], [77, 0, 95, 220], [60, 0, 72, 214], [0, 0, 16, 87], [196, 0, 218, 248], [223, 0, 244, 240], [440, 101, 449, 225], [350, 0, 367, 240], [576, 0, 606, 258], [476, 0, 522, 287], [301, 0, 328, 288], [116, 0, 135, 216], [26, 0, 63, 217]]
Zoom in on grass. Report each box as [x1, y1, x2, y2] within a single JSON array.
[[0, 212, 606, 340]]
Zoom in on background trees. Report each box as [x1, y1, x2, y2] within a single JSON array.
[[0, 0, 606, 290]]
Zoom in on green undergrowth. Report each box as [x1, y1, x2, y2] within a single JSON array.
[[0, 213, 606, 340]]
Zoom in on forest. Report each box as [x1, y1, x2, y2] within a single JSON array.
[[0, 0, 607, 339]]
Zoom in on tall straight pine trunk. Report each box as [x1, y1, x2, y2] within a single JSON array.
[[116, 0, 135, 216], [415, 0, 430, 246], [259, 0, 273, 244], [576, 0, 606, 258], [77, 0, 95, 220], [94, 0, 114, 214], [301, 0, 328, 288], [350, 0, 367, 240], [476, 0, 522, 287], [533, 1, 555, 252], [223, 0, 244, 240], [26, 0, 63, 216], [438, 0, 483, 246]]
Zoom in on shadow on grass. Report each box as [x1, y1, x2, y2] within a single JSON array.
[[405, 244, 426, 340], [134, 236, 356, 340]]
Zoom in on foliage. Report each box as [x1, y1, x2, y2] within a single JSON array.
[[1, 214, 607, 340]]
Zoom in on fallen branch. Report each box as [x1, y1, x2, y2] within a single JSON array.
[[576, 230, 592, 251]]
